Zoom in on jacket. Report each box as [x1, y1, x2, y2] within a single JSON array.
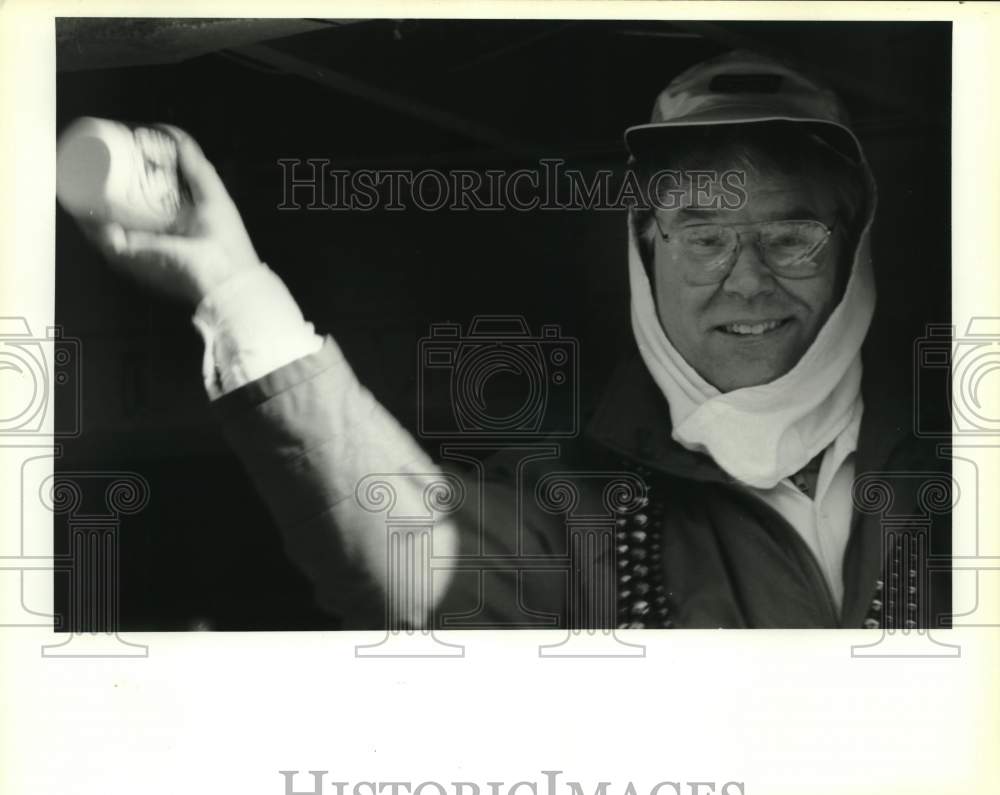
[[212, 329, 952, 630]]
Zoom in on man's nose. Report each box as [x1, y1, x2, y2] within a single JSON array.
[[720, 237, 776, 299]]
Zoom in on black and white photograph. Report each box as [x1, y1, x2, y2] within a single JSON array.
[[51, 17, 953, 632]]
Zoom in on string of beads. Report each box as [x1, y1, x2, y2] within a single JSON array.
[[616, 460, 899, 630], [615, 462, 672, 629]]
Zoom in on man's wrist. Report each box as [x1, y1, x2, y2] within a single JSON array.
[[192, 264, 324, 399], [187, 254, 267, 308]]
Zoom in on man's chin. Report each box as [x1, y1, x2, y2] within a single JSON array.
[[697, 324, 805, 389], [701, 349, 798, 392]]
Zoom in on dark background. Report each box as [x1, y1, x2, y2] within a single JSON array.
[[55, 18, 951, 630]]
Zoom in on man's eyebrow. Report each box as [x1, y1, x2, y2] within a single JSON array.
[[674, 206, 823, 222], [675, 207, 723, 221], [764, 206, 823, 221]]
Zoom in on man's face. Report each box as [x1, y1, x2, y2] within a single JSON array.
[[651, 170, 848, 392]]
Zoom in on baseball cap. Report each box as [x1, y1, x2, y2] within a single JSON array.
[[624, 49, 863, 165]]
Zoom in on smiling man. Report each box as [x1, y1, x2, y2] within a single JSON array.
[[584, 51, 888, 625], [78, 49, 950, 630]]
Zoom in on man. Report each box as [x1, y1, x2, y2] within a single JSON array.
[[80, 50, 950, 630]]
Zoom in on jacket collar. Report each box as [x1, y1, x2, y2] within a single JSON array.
[[585, 348, 734, 483], [584, 334, 915, 629]]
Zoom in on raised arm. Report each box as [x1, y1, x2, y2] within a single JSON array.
[[76, 126, 457, 628]]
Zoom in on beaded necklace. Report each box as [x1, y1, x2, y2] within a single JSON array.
[[613, 460, 897, 629], [615, 462, 672, 629]]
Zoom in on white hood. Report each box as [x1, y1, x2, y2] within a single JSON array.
[[628, 136, 878, 489]]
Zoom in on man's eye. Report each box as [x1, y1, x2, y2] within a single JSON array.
[[683, 229, 727, 248], [769, 233, 808, 249], [764, 222, 825, 251]]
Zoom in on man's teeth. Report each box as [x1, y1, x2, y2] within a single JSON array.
[[722, 320, 785, 335]]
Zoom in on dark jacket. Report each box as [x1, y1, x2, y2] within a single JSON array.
[[214, 334, 952, 630]]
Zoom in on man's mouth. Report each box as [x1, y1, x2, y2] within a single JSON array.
[[716, 318, 792, 337]]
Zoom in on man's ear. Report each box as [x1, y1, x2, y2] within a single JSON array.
[[834, 223, 860, 299], [629, 208, 657, 281]]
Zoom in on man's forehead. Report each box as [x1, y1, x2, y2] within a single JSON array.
[[667, 172, 836, 221]]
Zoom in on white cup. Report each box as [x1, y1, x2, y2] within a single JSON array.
[[57, 116, 186, 232]]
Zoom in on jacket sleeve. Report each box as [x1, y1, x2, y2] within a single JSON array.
[[210, 337, 461, 629], [190, 267, 573, 629]]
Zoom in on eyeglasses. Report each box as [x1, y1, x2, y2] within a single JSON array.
[[653, 216, 836, 285]]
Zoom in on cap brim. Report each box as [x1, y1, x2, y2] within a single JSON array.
[[624, 110, 862, 165]]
